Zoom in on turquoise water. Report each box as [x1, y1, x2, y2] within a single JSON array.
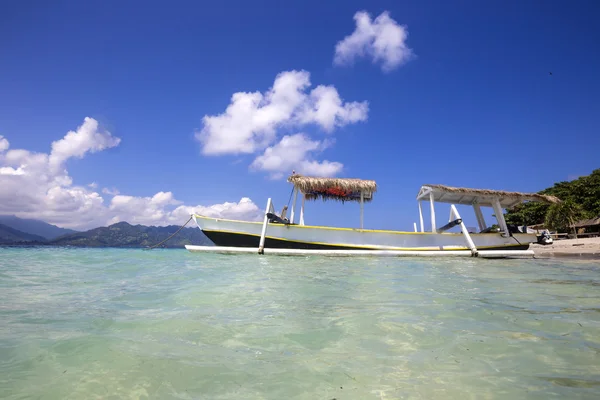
[[0, 248, 599, 399]]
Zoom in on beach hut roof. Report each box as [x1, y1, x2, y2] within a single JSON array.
[[571, 217, 600, 228], [527, 223, 549, 230], [287, 174, 377, 202], [417, 184, 561, 208]]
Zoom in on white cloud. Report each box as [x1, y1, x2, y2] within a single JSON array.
[[105, 195, 262, 227], [88, 182, 98, 189], [334, 11, 414, 72], [102, 187, 120, 196], [298, 160, 344, 177], [196, 70, 368, 155], [0, 166, 26, 175], [48, 117, 121, 170], [169, 197, 263, 224], [108, 191, 181, 226], [0, 118, 262, 230], [0, 135, 9, 152], [0, 119, 120, 227], [299, 85, 368, 132], [250, 133, 343, 179], [106, 196, 262, 226]]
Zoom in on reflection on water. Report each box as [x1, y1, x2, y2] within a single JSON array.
[[0, 248, 599, 399]]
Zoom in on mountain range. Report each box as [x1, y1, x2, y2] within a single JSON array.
[[0, 215, 77, 240], [0, 223, 47, 244], [0, 216, 211, 248]]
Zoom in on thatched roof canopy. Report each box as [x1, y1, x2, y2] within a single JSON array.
[[288, 174, 377, 203], [417, 184, 561, 208], [571, 217, 600, 228], [527, 223, 549, 230]]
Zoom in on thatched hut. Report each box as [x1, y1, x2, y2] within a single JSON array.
[[571, 217, 600, 235]]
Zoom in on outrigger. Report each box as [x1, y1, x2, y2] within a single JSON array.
[[185, 173, 560, 258]]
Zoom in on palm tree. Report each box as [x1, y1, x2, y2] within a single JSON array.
[[545, 200, 585, 238]]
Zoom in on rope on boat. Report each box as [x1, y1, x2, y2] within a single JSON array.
[[144, 215, 193, 250], [285, 186, 294, 209]]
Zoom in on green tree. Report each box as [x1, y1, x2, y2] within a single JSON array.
[[504, 168, 600, 226], [544, 200, 585, 234], [505, 202, 550, 226]]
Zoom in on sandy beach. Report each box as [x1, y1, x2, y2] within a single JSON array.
[[531, 236, 600, 258]]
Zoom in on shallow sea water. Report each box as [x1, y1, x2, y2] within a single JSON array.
[[0, 247, 599, 399]]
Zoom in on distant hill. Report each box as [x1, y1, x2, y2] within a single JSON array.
[[0, 215, 78, 240], [0, 223, 47, 244], [50, 221, 212, 248]]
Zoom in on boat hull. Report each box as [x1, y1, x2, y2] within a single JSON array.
[[192, 215, 534, 251]]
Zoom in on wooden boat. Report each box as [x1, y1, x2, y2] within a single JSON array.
[[186, 174, 560, 258]]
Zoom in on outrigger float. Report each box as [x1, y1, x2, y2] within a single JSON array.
[[185, 174, 560, 258]]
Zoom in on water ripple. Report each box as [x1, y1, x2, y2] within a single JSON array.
[[1, 247, 599, 399]]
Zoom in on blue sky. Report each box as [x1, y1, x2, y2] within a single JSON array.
[[1, 0, 599, 230]]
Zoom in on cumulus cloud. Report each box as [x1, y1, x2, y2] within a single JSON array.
[[298, 85, 368, 131], [108, 191, 182, 226], [196, 70, 367, 156], [169, 198, 263, 224], [334, 11, 414, 72], [195, 70, 364, 179], [0, 135, 9, 152], [107, 196, 262, 226], [250, 134, 343, 179], [48, 117, 121, 170], [0, 118, 262, 229], [0, 118, 119, 227]]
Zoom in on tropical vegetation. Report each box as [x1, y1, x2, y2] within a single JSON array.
[[504, 168, 600, 231]]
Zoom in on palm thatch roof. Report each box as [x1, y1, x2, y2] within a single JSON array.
[[527, 223, 549, 230], [417, 184, 561, 208], [287, 174, 377, 202], [571, 217, 600, 228]]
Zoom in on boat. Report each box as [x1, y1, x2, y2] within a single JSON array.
[[185, 173, 560, 258]]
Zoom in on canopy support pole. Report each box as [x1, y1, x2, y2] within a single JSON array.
[[258, 198, 272, 254], [290, 187, 298, 224], [360, 191, 364, 229], [492, 198, 509, 237], [473, 202, 487, 231], [418, 201, 424, 232], [429, 192, 437, 232], [299, 194, 305, 226]]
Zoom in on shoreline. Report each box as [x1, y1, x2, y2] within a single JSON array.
[[530, 237, 600, 259], [3, 238, 600, 259]]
